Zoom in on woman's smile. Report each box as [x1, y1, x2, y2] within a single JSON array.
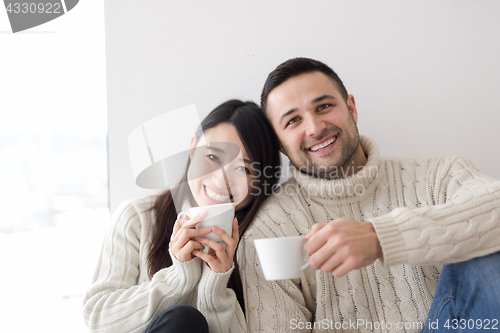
[[203, 184, 232, 204]]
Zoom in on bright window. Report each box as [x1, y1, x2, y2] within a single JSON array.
[[0, 2, 108, 331]]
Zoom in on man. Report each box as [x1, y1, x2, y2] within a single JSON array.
[[237, 57, 500, 332]]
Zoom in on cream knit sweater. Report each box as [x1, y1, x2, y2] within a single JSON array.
[[82, 197, 245, 333], [237, 136, 500, 332]]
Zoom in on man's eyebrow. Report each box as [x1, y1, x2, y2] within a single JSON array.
[[277, 95, 337, 126], [312, 94, 336, 104], [278, 108, 298, 126]]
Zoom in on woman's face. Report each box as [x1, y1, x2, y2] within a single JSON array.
[[188, 123, 255, 211]]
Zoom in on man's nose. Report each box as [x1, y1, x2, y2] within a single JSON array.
[[304, 114, 326, 137]]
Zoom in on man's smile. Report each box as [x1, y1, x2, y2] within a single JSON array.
[[306, 135, 338, 154]]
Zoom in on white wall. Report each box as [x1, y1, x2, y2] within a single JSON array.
[[105, 0, 500, 213]]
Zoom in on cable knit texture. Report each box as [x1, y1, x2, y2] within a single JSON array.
[[238, 136, 500, 332], [82, 197, 245, 333]]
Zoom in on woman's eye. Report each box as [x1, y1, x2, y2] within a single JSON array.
[[236, 166, 251, 174], [207, 154, 221, 164]]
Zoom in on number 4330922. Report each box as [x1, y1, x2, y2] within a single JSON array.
[[444, 319, 498, 330], [5, 3, 62, 14]]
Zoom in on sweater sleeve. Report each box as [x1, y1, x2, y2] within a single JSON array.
[[370, 157, 500, 267], [238, 228, 313, 333], [82, 199, 202, 333], [196, 263, 247, 333]]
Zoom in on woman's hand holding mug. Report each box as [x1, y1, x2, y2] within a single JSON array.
[[169, 211, 212, 262], [193, 217, 239, 273]]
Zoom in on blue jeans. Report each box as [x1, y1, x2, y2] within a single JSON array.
[[424, 252, 500, 332]]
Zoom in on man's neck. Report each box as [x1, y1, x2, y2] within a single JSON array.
[[321, 144, 367, 180]]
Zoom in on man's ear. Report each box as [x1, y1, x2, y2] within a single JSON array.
[[347, 94, 358, 124]]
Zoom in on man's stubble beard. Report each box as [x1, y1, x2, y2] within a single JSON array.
[[282, 116, 360, 180]]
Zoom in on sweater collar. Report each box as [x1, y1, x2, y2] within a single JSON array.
[[290, 135, 381, 200]]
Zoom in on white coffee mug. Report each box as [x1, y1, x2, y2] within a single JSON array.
[[177, 203, 235, 243], [254, 236, 310, 281]]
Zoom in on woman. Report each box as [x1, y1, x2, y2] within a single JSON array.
[[82, 100, 281, 333]]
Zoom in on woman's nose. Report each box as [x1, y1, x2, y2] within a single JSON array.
[[210, 168, 228, 188]]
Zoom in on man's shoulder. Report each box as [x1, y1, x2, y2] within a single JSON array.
[[380, 155, 467, 172], [379, 155, 480, 189]]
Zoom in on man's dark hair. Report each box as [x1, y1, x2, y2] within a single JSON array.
[[260, 57, 348, 115]]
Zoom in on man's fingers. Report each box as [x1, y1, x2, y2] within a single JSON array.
[[331, 257, 358, 277], [305, 223, 327, 240], [317, 250, 343, 273], [308, 238, 338, 269], [305, 225, 332, 255]]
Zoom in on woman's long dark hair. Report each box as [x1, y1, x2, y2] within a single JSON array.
[[146, 100, 281, 309]]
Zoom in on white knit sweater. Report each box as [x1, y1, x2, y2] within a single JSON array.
[[237, 136, 500, 332], [82, 197, 246, 333]]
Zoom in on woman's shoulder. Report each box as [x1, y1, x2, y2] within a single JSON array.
[[113, 195, 156, 216], [109, 194, 159, 232]]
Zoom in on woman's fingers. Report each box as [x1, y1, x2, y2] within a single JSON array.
[[232, 218, 239, 242], [173, 227, 212, 250], [171, 211, 207, 243], [192, 249, 217, 266], [210, 219, 239, 258], [171, 217, 187, 240], [182, 211, 207, 228], [169, 211, 209, 262], [174, 240, 205, 262], [212, 226, 237, 248], [193, 243, 233, 274], [197, 237, 225, 256]]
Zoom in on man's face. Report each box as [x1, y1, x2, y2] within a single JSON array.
[[266, 71, 360, 179]]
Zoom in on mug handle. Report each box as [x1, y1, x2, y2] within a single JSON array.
[[177, 212, 190, 220]]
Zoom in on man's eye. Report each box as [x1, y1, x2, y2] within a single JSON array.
[[286, 117, 299, 127], [318, 104, 331, 112]]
